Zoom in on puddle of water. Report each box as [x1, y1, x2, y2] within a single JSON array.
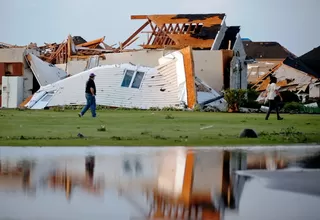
[[0, 146, 320, 220]]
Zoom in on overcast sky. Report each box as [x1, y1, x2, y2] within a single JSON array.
[[1, 0, 319, 56]]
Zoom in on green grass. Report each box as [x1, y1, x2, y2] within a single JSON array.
[[0, 109, 319, 146]]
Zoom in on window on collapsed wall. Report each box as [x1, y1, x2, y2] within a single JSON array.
[[121, 69, 145, 89], [131, 71, 145, 89], [121, 70, 135, 87]]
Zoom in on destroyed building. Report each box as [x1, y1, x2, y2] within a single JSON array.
[[25, 47, 227, 110], [254, 46, 320, 102], [243, 40, 296, 84], [1, 13, 249, 110]]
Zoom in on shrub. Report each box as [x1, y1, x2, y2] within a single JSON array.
[[224, 89, 247, 112], [241, 100, 261, 109], [283, 102, 302, 112], [247, 89, 260, 101]]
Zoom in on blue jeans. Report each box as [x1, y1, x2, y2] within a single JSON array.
[[80, 93, 96, 117]]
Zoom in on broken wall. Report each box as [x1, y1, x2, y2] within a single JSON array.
[[0, 48, 40, 104], [102, 50, 164, 66], [309, 83, 320, 99], [66, 60, 87, 75], [193, 50, 224, 92]]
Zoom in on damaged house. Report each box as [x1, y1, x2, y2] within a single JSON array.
[[243, 40, 296, 84], [253, 46, 320, 102], [2, 13, 248, 110], [0, 47, 67, 108], [64, 14, 247, 91], [25, 47, 227, 110]]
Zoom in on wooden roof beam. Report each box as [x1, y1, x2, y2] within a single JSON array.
[[119, 21, 149, 49], [131, 15, 148, 20], [77, 37, 105, 47]]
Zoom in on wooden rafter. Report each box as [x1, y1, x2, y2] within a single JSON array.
[[123, 14, 225, 50], [119, 21, 149, 50]]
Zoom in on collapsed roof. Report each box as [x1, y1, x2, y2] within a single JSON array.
[[252, 45, 320, 100], [121, 14, 226, 50], [37, 35, 116, 64]]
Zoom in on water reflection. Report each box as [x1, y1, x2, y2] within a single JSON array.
[[0, 146, 320, 219]]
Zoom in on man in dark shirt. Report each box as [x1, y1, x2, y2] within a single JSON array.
[[79, 73, 97, 117]]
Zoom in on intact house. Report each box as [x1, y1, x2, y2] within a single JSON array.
[[243, 40, 296, 85], [25, 47, 227, 110], [253, 46, 320, 102]]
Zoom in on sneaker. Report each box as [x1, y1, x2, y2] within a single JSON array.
[[78, 113, 82, 117], [277, 117, 283, 120]]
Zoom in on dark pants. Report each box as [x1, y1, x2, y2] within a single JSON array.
[[265, 100, 281, 120], [80, 93, 96, 117]]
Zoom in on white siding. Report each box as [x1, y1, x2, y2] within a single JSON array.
[[28, 59, 182, 109], [211, 18, 228, 50], [28, 54, 67, 86], [232, 34, 248, 89]]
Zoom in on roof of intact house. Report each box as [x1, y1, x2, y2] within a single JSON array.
[[243, 40, 296, 60], [219, 26, 240, 50]]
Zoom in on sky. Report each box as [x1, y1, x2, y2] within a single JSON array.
[[1, 0, 319, 56]]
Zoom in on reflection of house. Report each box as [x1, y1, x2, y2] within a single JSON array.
[[0, 160, 31, 191], [254, 46, 320, 101], [150, 149, 244, 219], [243, 40, 296, 84]]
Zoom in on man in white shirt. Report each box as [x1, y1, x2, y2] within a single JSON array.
[[265, 76, 283, 120]]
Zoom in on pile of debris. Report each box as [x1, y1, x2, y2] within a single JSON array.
[[253, 46, 320, 102]]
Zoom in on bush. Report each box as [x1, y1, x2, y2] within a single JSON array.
[[224, 89, 247, 112], [241, 100, 261, 109], [247, 89, 260, 101], [283, 102, 302, 112]]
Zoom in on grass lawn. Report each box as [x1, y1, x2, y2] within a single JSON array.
[[0, 109, 319, 146]]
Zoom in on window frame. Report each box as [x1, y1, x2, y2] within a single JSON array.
[[120, 69, 145, 89], [121, 69, 135, 88]]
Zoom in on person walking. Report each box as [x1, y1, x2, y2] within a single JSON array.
[[265, 76, 283, 120], [79, 73, 97, 118]]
